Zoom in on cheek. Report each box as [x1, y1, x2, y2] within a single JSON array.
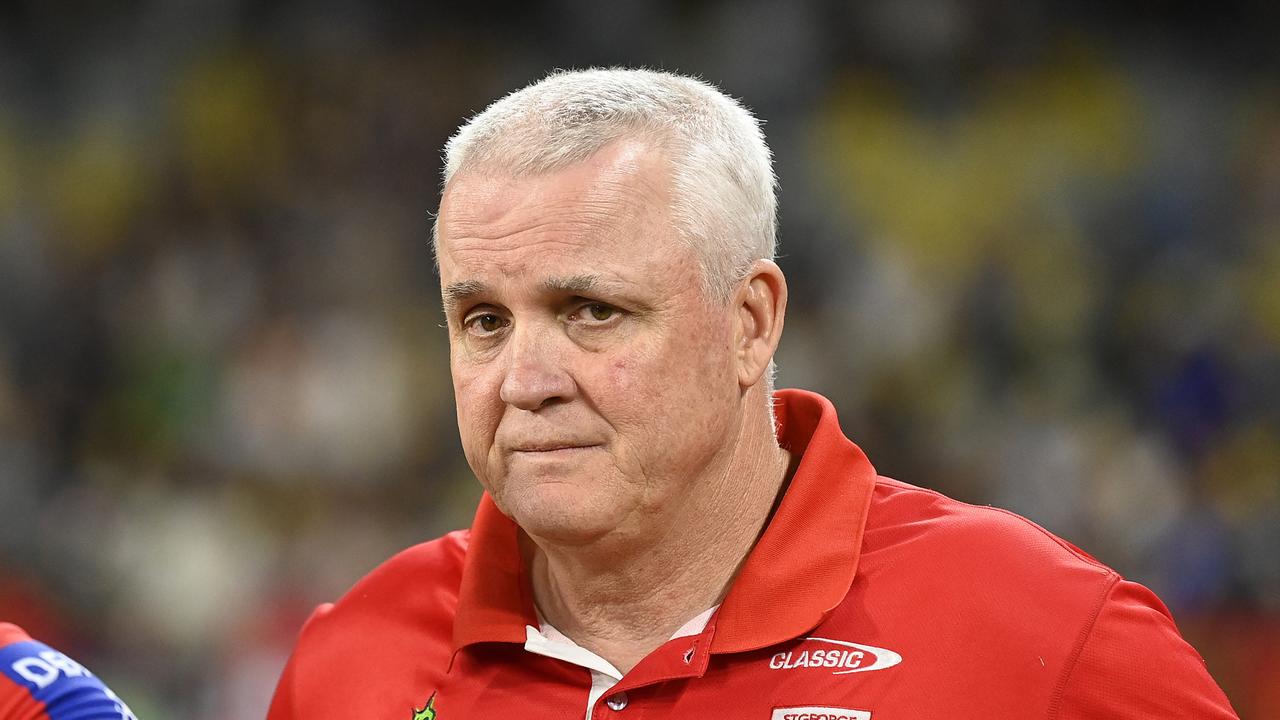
[[672, 313, 738, 384], [451, 364, 502, 455], [608, 356, 635, 391], [609, 316, 737, 420]]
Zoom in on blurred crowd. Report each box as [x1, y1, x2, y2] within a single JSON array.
[[0, 1, 1277, 717]]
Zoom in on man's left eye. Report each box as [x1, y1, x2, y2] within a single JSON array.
[[570, 302, 618, 324], [586, 304, 614, 322]]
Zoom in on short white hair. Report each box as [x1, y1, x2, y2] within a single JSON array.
[[436, 68, 778, 301]]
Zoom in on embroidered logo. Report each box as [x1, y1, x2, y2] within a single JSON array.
[[768, 637, 902, 675], [412, 692, 437, 720], [771, 707, 871, 720]]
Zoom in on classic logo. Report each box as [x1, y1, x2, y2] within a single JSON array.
[[771, 707, 871, 720], [769, 637, 902, 675], [412, 692, 437, 720]]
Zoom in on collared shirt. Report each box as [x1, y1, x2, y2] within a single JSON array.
[[0, 623, 138, 720], [268, 389, 1238, 719], [526, 606, 718, 720]]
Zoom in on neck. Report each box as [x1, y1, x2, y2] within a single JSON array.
[[526, 393, 791, 674]]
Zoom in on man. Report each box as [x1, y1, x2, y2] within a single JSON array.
[[0, 623, 137, 720], [268, 69, 1237, 719]]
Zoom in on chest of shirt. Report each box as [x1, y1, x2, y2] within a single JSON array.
[[320, 622, 1064, 720]]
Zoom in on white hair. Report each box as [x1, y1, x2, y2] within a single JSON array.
[[435, 68, 778, 301]]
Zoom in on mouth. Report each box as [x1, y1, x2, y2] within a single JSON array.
[[509, 443, 601, 454]]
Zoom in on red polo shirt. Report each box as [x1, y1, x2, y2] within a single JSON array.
[[268, 389, 1237, 719]]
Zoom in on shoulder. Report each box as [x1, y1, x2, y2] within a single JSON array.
[[860, 477, 1117, 629], [286, 529, 471, 661], [0, 623, 31, 648], [270, 530, 473, 718], [0, 624, 138, 720], [866, 476, 1112, 575], [333, 528, 471, 613], [304, 528, 471, 631], [819, 479, 1235, 717]]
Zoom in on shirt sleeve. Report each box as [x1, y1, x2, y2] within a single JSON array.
[[0, 637, 137, 720], [267, 603, 335, 720], [265, 651, 298, 720], [1055, 577, 1238, 719]]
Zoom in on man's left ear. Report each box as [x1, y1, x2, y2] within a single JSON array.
[[734, 259, 787, 388]]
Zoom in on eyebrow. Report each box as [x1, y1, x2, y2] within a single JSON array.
[[544, 274, 654, 315], [441, 279, 488, 314], [540, 274, 606, 295], [441, 274, 642, 314]]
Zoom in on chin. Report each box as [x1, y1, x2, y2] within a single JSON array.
[[496, 482, 624, 547]]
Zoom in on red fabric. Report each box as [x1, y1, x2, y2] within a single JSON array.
[[0, 675, 46, 720], [0, 623, 47, 720], [0, 623, 31, 647], [268, 389, 1238, 719], [1054, 580, 1239, 719]]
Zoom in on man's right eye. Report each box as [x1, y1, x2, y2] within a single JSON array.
[[465, 313, 507, 334]]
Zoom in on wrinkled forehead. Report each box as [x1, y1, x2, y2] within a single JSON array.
[[435, 139, 689, 278], [439, 138, 668, 227]]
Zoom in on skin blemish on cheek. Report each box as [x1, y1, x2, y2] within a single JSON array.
[[609, 357, 634, 389]]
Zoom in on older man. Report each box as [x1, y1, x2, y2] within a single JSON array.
[[268, 69, 1237, 719]]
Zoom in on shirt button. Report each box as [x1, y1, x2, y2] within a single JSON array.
[[605, 692, 629, 711]]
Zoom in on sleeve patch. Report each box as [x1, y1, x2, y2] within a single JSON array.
[[0, 641, 137, 720]]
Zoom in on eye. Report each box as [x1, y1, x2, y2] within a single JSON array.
[[464, 312, 508, 335], [571, 302, 619, 325]]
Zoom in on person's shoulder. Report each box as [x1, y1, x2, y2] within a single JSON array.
[[843, 484, 1237, 717], [287, 529, 471, 655], [337, 527, 473, 608], [0, 623, 138, 720], [0, 622, 31, 648], [271, 530, 473, 713], [863, 477, 1116, 605]]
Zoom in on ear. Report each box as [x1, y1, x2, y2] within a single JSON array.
[[733, 259, 787, 389]]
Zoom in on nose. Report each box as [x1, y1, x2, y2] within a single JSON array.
[[499, 324, 575, 411]]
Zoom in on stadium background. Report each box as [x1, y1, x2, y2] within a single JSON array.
[[1, 1, 1277, 716]]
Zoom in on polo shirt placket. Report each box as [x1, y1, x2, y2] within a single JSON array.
[[524, 606, 718, 720]]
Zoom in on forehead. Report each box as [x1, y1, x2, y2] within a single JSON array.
[[435, 139, 694, 286]]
